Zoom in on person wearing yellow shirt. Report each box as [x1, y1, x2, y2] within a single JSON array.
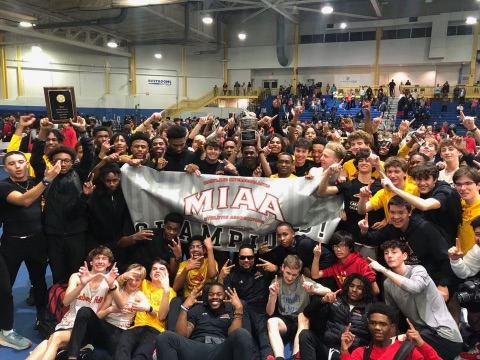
[[270, 153, 297, 179], [453, 167, 480, 253], [343, 130, 384, 180], [167, 236, 218, 331], [358, 157, 419, 228], [114, 259, 176, 360]]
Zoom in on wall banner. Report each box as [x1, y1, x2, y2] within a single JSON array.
[[121, 166, 343, 251]]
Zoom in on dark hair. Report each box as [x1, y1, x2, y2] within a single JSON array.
[[239, 244, 255, 253], [353, 148, 372, 170], [164, 213, 184, 225], [408, 151, 429, 163], [87, 246, 114, 264], [100, 163, 121, 179], [471, 215, 480, 230], [166, 124, 187, 140], [47, 145, 76, 163], [188, 234, 205, 247], [294, 137, 312, 151], [128, 132, 151, 149], [312, 138, 327, 147], [276, 222, 295, 233], [205, 139, 223, 150], [387, 195, 412, 212], [266, 134, 286, 152], [277, 152, 293, 162], [384, 156, 408, 173], [4, 151, 26, 163], [410, 162, 439, 181], [380, 240, 408, 253], [150, 257, 169, 271], [223, 137, 238, 146], [46, 129, 65, 143], [453, 166, 480, 184], [152, 135, 168, 144], [110, 133, 128, 146], [93, 126, 111, 137], [341, 273, 374, 304], [330, 231, 354, 252], [367, 302, 398, 324]]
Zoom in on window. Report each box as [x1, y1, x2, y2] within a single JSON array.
[[300, 35, 313, 44], [312, 34, 324, 43], [411, 28, 426, 38], [396, 29, 411, 39], [382, 29, 397, 39], [337, 33, 349, 42], [447, 26, 457, 36], [325, 33, 336, 43], [457, 25, 473, 35], [350, 32, 363, 41]]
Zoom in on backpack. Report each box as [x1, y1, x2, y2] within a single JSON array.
[[38, 283, 69, 339], [362, 340, 415, 360]]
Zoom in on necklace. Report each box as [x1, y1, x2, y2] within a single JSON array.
[[12, 179, 29, 191]]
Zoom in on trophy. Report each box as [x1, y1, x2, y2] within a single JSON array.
[[240, 113, 258, 144], [44, 87, 77, 123]]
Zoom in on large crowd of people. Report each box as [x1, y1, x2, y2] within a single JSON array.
[[1, 87, 480, 360]]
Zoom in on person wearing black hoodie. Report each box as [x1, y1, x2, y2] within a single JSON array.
[[157, 124, 196, 172], [30, 136, 94, 284], [299, 273, 373, 360], [358, 195, 458, 303]]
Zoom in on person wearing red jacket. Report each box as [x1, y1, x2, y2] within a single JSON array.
[[311, 231, 380, 295], [339, 302, 441, 360]]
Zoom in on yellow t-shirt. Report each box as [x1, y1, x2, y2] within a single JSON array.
[[369, 182, 419, 219], [405, 175, 416, 187], [397, 144, 411, 159], [458, 198, 480, 253], [176, 258, 218, 297], [270, 174, 297, 178], [131, 280, 176, 333], [343, 159, 383, 181], [7, 134, 52, 177]]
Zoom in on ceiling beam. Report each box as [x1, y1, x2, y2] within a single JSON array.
[[142, 7, 215, 41], [0, 23, 131, 57], [260, 0, 298, 23], [370, 0, 382, 17], [290, 6, 378, 19]]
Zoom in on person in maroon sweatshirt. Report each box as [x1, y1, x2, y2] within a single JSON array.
[[311, 231, 380, 295], [339, 302, 441, 359]]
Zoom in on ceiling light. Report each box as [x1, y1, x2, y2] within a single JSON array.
[[466, 17, 477, 25], [202, 15, 213, 24], [107, 40, 118, 48], [19, 21, 33, 28], [238, 32, 246, 40], [340, 22, 347, 29], [154, 53, 162, 59], [32, 45, 42, 53], [321, 4, 334, 14]]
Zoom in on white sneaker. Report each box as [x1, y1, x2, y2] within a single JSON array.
[[0, 330, 32, 350]]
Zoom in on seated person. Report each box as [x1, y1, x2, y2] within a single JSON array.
[[311, 231, 380, 295], [115, 259, 176, 360], [155, 284, 253, 360], [66, 264, 149, 358], [168, 236, 218, 330], [27, 247, 121, 360], [267, 255, 331, 360], [339, 302, 441, 359], [368, 240, 462, 360], [300, 273, 374, 360]]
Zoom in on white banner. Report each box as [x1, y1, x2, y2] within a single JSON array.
[[121, 167, 343, 251], [334, 74, 372, 86]]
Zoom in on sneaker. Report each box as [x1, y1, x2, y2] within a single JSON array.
[[266, 356, 274, 360], [459, 343, 480, 360], [26, 286, 35, 306], [79, 344, 94, 360], [0, 330, 32, 350], [292, 352, 301, 360], [56, 349, 68, 360]]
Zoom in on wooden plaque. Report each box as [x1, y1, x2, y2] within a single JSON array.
[[44, 86, 77, 123]]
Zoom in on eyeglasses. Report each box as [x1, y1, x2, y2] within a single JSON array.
[[454, 181, 475, 188], [53, 159, 72, 164], [332, 244, 348, 250], [189, 245, 203, 249], [239, 255, 254, 261]]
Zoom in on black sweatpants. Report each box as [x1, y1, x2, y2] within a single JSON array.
[[248, 307, 273, 359], [47, 232, 86, 284], [115, 326, 159, 360], [67, 307, 123, 356], [155, 329, 253, 360], [418, 326, 462, 360], [299, 329, 340, 360], [0, 233, 47, 316], [0, 253, 14, 330]]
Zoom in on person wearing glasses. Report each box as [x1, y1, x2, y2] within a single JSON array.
[[167, 235, 218, 331], [454, 167, 480, 253], [311, 231, 380, 295], [218, 244, 276, 360], [31, 139, 94, 285]]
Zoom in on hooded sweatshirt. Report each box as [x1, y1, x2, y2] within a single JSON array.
[[322, 252, 377, 289]]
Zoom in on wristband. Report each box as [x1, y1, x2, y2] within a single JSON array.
[[148, 306, 153, 313], [109, 285, 117, 292], [180, 305, 189, 312], [472, 127, 478, 132], [42, 178, 52, 187]]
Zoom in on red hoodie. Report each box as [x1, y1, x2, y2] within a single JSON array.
[[322, 252, 376, 289], [339, 340, 441, 360]]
